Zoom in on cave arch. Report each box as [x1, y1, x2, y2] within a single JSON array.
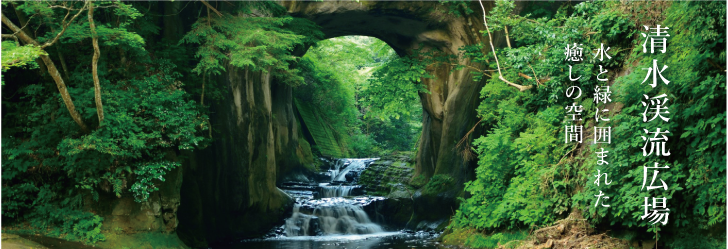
[[176, 2, 502, 247], [285, 1, 455, 57]]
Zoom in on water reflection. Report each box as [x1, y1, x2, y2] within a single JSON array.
[[221, 232, 443, 249]]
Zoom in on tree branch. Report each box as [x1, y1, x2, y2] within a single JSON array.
[[1, 34, 19, 45], [455, 118, 482, 162], [41, 1, 88, 49], [88, 0, 105, 124], [2, 13, 89, 133], [478, 0, 532, 92], [707, 58, 725, 72], [200, 0, 222, 17], [504, 26, 512, 49], [201, 72, 206, 106], [57, 49, 70, 80], [445, 62, 494, 78]]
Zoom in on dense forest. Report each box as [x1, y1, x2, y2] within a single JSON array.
[[295, 36, 422, 157], [1, 1, 725, 249]]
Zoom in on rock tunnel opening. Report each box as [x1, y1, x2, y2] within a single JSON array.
[[177, 2, 488, 247], [292, 35, 424, 159]]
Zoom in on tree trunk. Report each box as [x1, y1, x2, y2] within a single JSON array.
[[201, 72, 206, 106], [88, 1, 104, 124], [12, 3, 49, 76], [57, 47, 71, 80], [1, 14, 89, 133]]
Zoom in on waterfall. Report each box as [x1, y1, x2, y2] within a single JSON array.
[[319, 185, 358, 198], [327, 159, 348, 182], [333, 159, 368, 181], [282, 158, 382, 237], [285, 199, 383, 236]]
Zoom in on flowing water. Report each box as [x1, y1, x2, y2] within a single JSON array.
[[219, 232, 442, 249], [220, 158, 443, 249], [284, 197, 383, 236], [285, 158, 382, 236]]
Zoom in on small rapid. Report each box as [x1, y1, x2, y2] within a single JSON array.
[[279, 158, 383, 237], [318, 184, 358, 198], [284, 198, 383, 236], [227, 157, 442, 249]]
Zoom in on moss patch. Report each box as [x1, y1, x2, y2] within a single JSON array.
[[359, 152, 416, 196], [442, 228, 527, 249], [97, 232, 188, 249], [422, 174, 455, 195], [1, 233, 48, 249], [294, 98, 348, 158]]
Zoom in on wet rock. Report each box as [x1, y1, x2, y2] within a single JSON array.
[[363, 197, 414, 230], [308, 217, 323, 236], [408, 188, 460, 231], [388, 184, 414, 199], [415, 219, 448, 232]]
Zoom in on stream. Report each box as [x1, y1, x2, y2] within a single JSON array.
[[218, 158, 443, 249]]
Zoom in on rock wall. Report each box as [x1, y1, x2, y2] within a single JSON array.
[[82, 149, 186, 248], [176, 64, 298, 248]]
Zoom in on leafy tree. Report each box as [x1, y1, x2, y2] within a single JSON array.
[[1, 1, 209, 243], [297, 36, 423, 156], [181, 2, 322, 87]]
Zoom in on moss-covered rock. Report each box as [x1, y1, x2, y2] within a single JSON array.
[[97, 232, 189, 249], [359, 152, 416, 196], [1, 234, 48, 249], [358, 152, 417, 229]]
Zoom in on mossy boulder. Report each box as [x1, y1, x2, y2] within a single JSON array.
[[359, 152, 416, 196]]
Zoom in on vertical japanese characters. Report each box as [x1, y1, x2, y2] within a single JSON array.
[[639, 25, 671, 226], [593, 42, 614, 209], [564, 41, 615, 210], [566, 24, 673, 226]]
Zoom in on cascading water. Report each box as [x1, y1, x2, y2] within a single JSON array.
[[284, 198, 383, 236], [318, 184, 358, 198], [279, 158, 383, 237], [327, 160, 348, 182], [332, 159, 369, 182]]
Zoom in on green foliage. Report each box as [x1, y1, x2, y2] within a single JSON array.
[[463, 231, 526, 249], [361, 51, 432, 121], [437, 1, 475, 18], [662, 228, 726, 249], [454, 0, 628, 231], [182, 6, 322, 86], [455, 99, 572, 230], [423, 174, 455, 195], [455, 0, 726, 243], [409, 174, 428, 188], [1, 38, 45, 85], [56, 60, 207, 202], [33, 207, 106, 244], [577, 0, 726, 234], [5, 184, 107, 244], [442, 228, 526, 249], [1, 1, 213, 244], [296, 36, 421, 157], [130, 161, 180, 202], [1, 41, 44, 72]]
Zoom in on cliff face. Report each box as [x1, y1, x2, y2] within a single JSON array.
[[176, 64, 300, 247]]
